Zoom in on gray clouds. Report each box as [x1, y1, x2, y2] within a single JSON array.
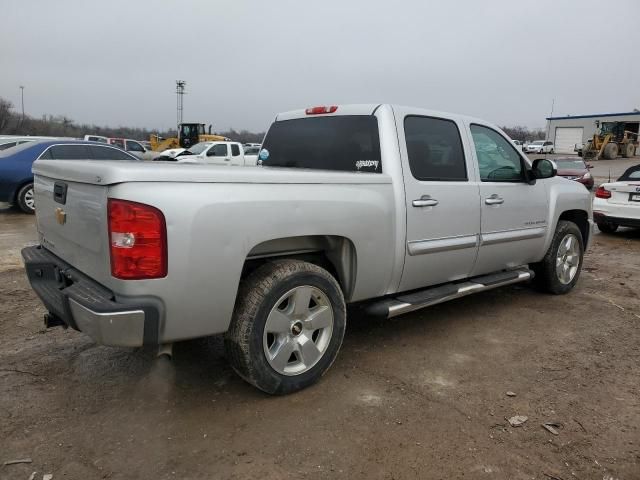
[[2, 0, 638, 132]]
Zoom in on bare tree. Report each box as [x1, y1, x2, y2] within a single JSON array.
[[0, 95, 265, 142], [501, 125, 546, 142]]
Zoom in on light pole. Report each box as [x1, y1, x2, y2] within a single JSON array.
[[176, 80, 186, 129], [19, 86, 25, 121]]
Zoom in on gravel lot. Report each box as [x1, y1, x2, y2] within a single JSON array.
[[1, 156, 639, 479]]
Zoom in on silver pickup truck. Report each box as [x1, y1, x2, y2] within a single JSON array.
[[23, 104, 593, 394]]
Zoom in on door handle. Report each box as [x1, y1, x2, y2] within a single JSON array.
[[412, 196, 439, 207], [485, 194, 504, 205], [224, 158, 230, 161]]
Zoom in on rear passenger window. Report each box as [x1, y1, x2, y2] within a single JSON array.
[[89, 145, 136, 160], [404, 116, 467, 181], [49, 145, 90, 159], [231, 144, 240, 156]]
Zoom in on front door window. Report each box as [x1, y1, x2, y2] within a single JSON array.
[[470, 124, 524, 182]]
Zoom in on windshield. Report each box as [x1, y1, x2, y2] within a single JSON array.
[[180, 124, 205, 136], [184, 142, 212, 155], [532, 141, 544, 145], [260, 115, 381, 173], [555, 159, 586, 169]]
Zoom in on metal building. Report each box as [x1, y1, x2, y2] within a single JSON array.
[[545, 111, 640, 154]]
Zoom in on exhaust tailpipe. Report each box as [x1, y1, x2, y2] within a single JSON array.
[[157, 343, 173, 359]]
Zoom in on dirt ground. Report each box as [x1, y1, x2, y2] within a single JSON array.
[[1, 158, 639, 480]]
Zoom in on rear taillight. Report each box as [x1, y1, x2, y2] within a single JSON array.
[[107, 198, 167, 279], [305, 105, 338, 115], [595, 186, 611, 199]]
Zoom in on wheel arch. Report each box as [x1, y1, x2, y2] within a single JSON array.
[[242, 235, 358, 301], [558, 209, 590, 246]]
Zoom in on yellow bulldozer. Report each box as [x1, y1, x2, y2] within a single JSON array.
[[582, 121, 638, 160], [149, 123, 228, 152]]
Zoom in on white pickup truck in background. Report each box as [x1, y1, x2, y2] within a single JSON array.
[[171, 141, 258, 166]]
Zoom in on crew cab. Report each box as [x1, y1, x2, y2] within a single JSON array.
[[23, 104, 593, 394], [173, 141, 258, 166]]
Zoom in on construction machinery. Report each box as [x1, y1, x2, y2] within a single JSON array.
[[149, 123, 228, 152], [582, 121, 638, 160]]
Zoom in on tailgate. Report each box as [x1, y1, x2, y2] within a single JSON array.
[[34, 174, 111, 285]]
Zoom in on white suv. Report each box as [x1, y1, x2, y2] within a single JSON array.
[[525, 141, 554, 154]]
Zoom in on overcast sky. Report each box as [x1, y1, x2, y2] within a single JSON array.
[[2, 0, 639, 132]]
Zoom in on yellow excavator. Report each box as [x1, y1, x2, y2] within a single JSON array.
[[582, 121, 638, 160], [149, 123, 228, 152]]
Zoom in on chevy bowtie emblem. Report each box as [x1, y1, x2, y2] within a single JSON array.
[[55, 207, 66, 225]]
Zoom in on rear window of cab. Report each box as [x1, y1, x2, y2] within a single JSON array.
[[259, 115, 382, 173]]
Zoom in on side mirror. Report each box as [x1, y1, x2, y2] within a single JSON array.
[[587, 163, 593, 169], [532, 158, 557, 180]]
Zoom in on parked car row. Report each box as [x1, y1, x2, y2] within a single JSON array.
[[0, 137, 263, 214]]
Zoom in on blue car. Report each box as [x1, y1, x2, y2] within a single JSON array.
[[0, 140, 138, 213]]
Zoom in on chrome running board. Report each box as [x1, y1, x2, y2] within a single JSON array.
[[363, 268, 534, 319]]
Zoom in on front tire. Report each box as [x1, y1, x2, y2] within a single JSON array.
[[532, 220, 584, 294], [225, 259, 346, 394], [603, 143, 618, 160], [16, 183, 35, 214]]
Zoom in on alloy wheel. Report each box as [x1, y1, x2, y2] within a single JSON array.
[[263, 285, 334, 376], [555, 234, 580, 284]]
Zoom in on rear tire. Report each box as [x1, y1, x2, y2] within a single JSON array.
[[531, 220, 584, 295], [621, 142, 635, 158], [16, 183, 35, 214], [225, 259, 346, 395], [597, 222, 618, 234], [603, 143, 619, 160]]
